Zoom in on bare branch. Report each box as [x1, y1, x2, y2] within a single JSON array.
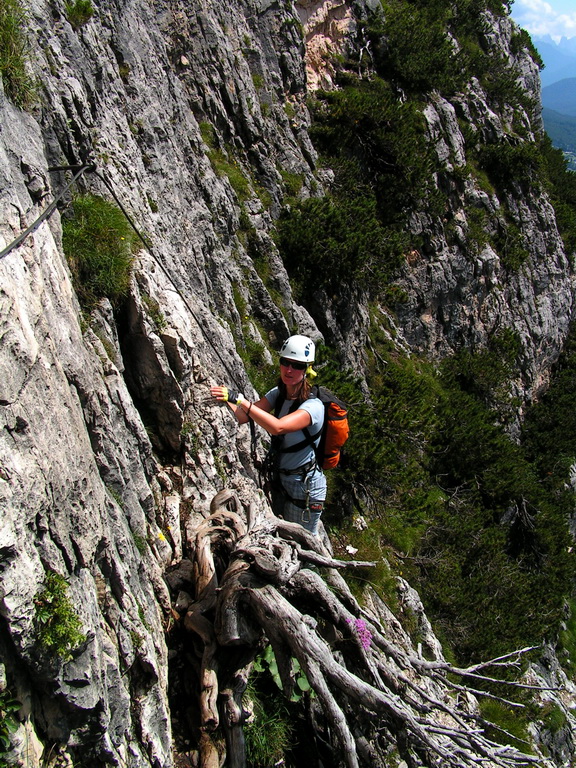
[[177, 492, 554, 768]]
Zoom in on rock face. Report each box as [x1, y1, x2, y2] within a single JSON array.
[[392, 12, 575, 402], [0, 0, 574, 764]]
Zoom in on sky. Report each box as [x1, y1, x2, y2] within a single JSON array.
[[511, 0, 576, 42]]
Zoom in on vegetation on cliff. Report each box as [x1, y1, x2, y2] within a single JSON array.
[[275, 0, 576, 675], [0, 0, 35, 107], [62, 194, 140, 310]]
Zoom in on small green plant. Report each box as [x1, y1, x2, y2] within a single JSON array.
[[118, 62, 130, 81], [142, 293, 167, 331], [465, 205, 489, 256], [0, 0, 36, 108], [494, 219, 530, 272], [252, 73, 264, 90], [62, 194, 139, 310], [0, 687, 20, 766], [480, 699, 533, 753], [65, 0, 94, 29], [106, 485, 124, 508], [180, 421, 195, 437], [253, 644, 311, 702], [213, 449, 227, 483], [181, 423, 200, 458], [280, 169, 304, 199], [199, 121, 216, 148], [207, 148, 251, 201], [132, 531, 147, 555], [93, 328, 117, 362], [34, 571, 87, 661], [244, 678, 293, 767], [130, 629, 143, 649], [541, 701, 567, 734], [137, 602, 150, 631]]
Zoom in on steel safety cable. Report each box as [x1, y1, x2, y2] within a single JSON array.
[[1, 160, 245, 387], [90, 166, 243, 387], [0, 163, 95, 261]]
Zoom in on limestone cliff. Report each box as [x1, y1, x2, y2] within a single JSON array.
[[1, 0, 575, 764]]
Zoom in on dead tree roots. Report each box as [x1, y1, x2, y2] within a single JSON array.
[[178, 490, 552, 768]]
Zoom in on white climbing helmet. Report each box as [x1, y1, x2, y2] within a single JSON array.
[[279, 334, 315, 364]]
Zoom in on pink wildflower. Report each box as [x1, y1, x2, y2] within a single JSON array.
[[346, 617, 372, 650]]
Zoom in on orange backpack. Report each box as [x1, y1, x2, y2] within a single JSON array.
[[274, 386, 350, 470]]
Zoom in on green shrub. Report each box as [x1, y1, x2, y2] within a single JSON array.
[[511, 28, 543, 68], [494, 218, 530, 272], [65, 0, 94, 29], [540, 135, 576, 256], [557, 600, 576, 678], [413, 337, 574, 661], [142, 293, 167, 331], [541, 701, 568, 734], [364, 0, 513, 101], [0, 687, 20, 766], [480, 699, 533, 753], [271, 0, 576, 670], [34, 571, 87, 660], [62, 194, 139, 310], [318, 328, 573, 664], [317, 339, 442, 530], [373, 0, 459, 93], [252, 73, 264, 90], [309, 77, 434, 215], [478, 141, 543, 192], [276, 76, 436, 302], [253, 644, 311, 702], [279, 169, 303, 199], [276, 193, 402, 302], [199, 121, 216, 148], [522, 325, 576, 490], [0, 0, 36, 108]]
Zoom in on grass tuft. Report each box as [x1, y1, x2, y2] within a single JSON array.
[[0, 0, 36, 108], [62, 194, 139, 310]]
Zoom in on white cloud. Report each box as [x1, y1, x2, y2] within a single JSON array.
[[558, 14, 576, 35], [512, 0, 576, 41], [518, 0, 554, 14]]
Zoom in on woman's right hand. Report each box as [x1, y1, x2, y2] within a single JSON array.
[[210, 385, 229, 403]]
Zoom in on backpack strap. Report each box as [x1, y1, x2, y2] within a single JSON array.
[[273, 388, 322, 457]]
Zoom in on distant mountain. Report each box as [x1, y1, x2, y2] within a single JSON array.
[[541, 78, 576, 117], [533, 35, 576, 87], [542, 107, 576, 170]]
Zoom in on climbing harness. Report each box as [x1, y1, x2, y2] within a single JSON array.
[[254, 396, 323, 525]]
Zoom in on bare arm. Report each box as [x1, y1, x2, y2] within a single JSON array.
[[210, 386, 311, 435]]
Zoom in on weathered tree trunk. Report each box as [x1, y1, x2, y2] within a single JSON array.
[[181, 491, 552, 768]]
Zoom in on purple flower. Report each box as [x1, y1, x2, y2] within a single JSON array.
[[347, 617, 372, 650]]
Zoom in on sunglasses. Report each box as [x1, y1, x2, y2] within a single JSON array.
[[280, 357, 307, 371]]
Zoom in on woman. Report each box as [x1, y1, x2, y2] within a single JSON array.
[[210, 335, 326, 535]]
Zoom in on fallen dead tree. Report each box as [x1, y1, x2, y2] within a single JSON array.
[[178, 490, 553, 768]]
